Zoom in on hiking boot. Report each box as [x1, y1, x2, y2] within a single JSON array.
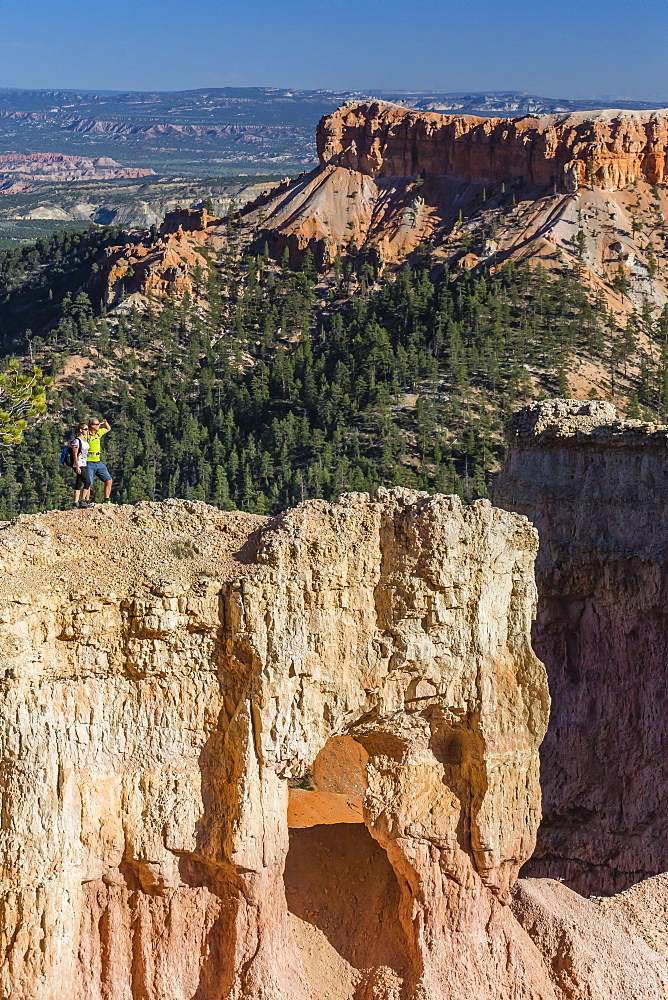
[[78, 500, 93, 509]]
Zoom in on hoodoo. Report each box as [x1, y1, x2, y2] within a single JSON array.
[[99, 208, 219, 306]]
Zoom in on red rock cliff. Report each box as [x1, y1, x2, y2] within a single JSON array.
[[258, 100, 668, 274], [317, 101, 668, 190]]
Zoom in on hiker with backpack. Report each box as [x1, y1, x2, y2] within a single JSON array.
[[67, 422, 92, 509], [83, 417, 113, 503]]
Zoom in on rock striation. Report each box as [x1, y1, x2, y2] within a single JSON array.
[[258, 100, 668, 274], [0, 489, 557, 1000], [0, 153, 154, 194], [317, 102, 668, 191], [494, 399, 668, 896]]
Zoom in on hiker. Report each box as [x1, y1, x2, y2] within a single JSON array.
[[70, 422, 92, 509], [84, 417, 113, 503]]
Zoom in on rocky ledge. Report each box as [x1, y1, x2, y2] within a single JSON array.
[[1, 488, 667, 999], [506, 397, 668, 443], [0, 489, 548, 1000]]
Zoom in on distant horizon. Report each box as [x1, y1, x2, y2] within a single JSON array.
[[0, 0, 664, 101], [0, 84, 666, 108]]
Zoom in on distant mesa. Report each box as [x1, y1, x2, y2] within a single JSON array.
[[256, 100, 668, 308], [314, 102, 668, 190], [0, 152, 154, 193], [93, 99, 668, 316]]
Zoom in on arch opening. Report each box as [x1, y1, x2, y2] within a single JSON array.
[[285, 735, 412, 999]]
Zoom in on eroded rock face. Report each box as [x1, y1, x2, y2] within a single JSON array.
[[99, 208, 218, 306], [0, 489, 554, 1000], [259, 100, 668, 275], [512, 878, 668, 999], [494, 399, 668, 896], [0, 152, 154, 193], [317, 102, 668, 190]]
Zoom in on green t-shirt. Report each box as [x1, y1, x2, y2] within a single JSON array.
[[88, 426, 109, 462]]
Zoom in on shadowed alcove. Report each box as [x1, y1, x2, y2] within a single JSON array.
[[285, 735, 411, 999]]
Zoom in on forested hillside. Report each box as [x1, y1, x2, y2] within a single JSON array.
[[0, 226, 122, 348], [0, 220, 663, 520]]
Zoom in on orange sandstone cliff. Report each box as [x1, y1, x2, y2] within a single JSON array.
[[258, 101, 668, 289], [316, 103, 668, 190]]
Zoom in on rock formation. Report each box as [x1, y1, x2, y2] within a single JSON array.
[[257, 101, 668, 295], [99, 208, 219, 307], [3, 487, 668, 997], [494, 399, 668, 896], [316, 102, 668, 191], [0, 153, 154, 194], [0, 489, 557, 999], [511, 878, 668, 998]]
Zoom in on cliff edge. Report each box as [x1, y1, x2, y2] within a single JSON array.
[[0, 489, 549, 1000], [494, 399, 668, 896], [1, 488, 667, 998], [316, 102, 668, 190]]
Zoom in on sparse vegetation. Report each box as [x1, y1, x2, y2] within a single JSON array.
[[0, 361, 51, 446], [170, 538, 198, 559], [293, 770, 314, 790]]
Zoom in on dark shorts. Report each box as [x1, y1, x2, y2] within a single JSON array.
[[75, 466, 92, 490], [87, 461, 112, 483]]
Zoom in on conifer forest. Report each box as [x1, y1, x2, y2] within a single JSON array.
[[0, 217, 664, 519]]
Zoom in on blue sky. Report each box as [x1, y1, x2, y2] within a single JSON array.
[[0, 0, 665, 100]]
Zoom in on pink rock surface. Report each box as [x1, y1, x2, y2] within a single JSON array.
[[494, 399, 668, 896], [0, 151, 154, 190], [512, 878, 668, 999], [0, 491, 552, 999]]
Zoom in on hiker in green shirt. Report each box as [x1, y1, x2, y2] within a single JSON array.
[[84, 417, 113, 503]]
